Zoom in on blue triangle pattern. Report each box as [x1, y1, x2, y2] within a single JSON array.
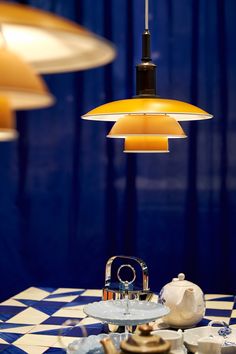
[[0, 313, 16, 322], [230, 318, 236, 325], [0, 344, 9, 352], [30, 306, 56, 316], [0, 307, 25, 315], [32, 326, 71, 336], [66, 323, 104, 337], [64, 296, 100, 307], [197, 318, 211, 326], [0, 346, 28, 353], [42, 316, 84, 325], [43, 348, 64, 353], [35, 301, 66, 309], [31, 303, 65, 316], [15, 300, 37, 307], [0, 333, 23, 344], [0, 323, 32, 330], [45, 290, 84, 299], [38, 287, 56, 293], [207, 296, 235, 302]]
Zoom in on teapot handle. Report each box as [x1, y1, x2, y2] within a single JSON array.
[[104, 255, 149, 291]]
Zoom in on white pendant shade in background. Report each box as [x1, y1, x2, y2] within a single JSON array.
[[0, 46, 55, 141], [0, 2, 116, 74], [0, 1, 116, 142]]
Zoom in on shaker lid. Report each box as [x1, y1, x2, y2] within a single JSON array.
[[120, 324, 171, 353], [171, 273, 195, 287]]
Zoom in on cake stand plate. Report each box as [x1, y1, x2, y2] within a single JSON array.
[[83, 299, 169, 326]]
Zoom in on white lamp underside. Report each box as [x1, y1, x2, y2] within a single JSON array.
[[0, 130, 18, 141], [1, 24, 116, 74]]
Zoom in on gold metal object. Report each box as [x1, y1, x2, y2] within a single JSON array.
[[101, 324, 171, 354]]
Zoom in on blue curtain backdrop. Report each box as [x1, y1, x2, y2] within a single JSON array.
[[0, 0, 235, 301]]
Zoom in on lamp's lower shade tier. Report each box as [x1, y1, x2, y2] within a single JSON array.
[[124, 136, 169, 153], [108, 115, 187, 138], [0, 48, 54, 109], [0, 96, 18, 141]]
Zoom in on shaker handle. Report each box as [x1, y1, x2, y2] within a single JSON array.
[[208, 320, 232, 337], [104, 255, 149, 291], [208, 320, 230, 327]]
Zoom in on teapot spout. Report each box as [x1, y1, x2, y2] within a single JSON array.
[[178, 288, 197, 320], [101, 338, 119, 354]]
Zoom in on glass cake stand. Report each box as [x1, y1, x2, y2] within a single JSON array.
[[83, 298, 169, 332]]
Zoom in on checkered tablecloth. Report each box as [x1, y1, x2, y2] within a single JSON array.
[[0, 287, 235, 353]]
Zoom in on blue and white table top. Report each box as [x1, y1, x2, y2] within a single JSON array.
[[0, 287, 235, 353]]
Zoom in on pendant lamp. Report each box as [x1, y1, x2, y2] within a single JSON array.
[[0, 97, 18, 141], [0, 2, 115, 74], [124, 137, 169, 153], [0, 47, 54, 109], [82, 0, 212, 122]]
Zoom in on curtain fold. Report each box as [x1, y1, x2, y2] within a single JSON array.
[[0, 0, 235, 301]]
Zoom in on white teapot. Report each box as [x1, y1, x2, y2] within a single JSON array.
[[159, 273, 205, 329]]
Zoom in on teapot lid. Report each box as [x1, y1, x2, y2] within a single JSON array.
[[170, 273, 196, 287], [120, 325, 170, 353]]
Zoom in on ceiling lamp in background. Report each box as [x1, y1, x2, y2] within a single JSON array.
[[0, 97, 18, 141], [0, 47, 54, 142], [0, 2, 116, 74], [124, 137, 169, 153], [0, 47, 54, 109], [82, 0, 213, 153]]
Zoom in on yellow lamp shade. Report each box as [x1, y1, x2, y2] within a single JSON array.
[[124, 136, 169, 153], [108, 115, 187, 138], [0, 48, 54, 110], [0, 2, 115, 74], [0, 97, 18, 141], [82, 98, 212, 121]]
